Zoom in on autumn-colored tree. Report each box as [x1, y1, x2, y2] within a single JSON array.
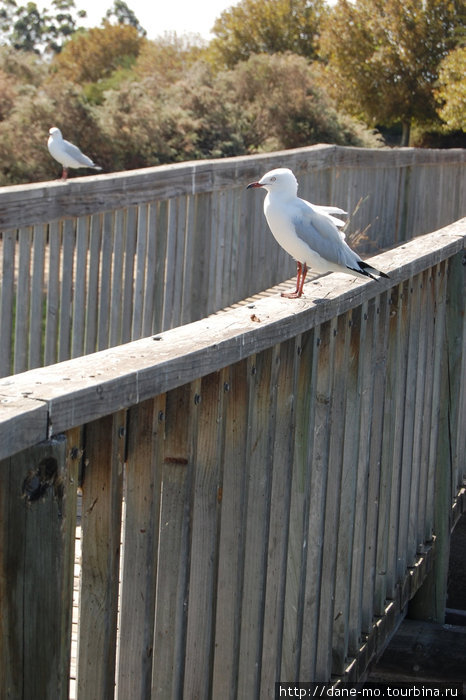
[[320, 0, 463, 145], [134, 32, 206, 87], [209, 0, 327, 68], [435, 46, 466, 131], [52, 21, 144, 83]]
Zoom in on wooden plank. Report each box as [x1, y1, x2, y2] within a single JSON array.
[[316, 313, 351, 680], [109, 208, 125, 347], [236, 348, 278, 698], [121, 206, 137, 343], [141, 203, 158, 337], [58, 218, 75, 362], [14, 227, 33, 373], [183, 370, 227, 699], [77, 411, 125, 699], [151, 381, 199, 698], [260, 337, 300, 697], [72, 216, 89, 359], [0, 395, 48, 460], [300, 318, 336, 680], [29, 223, 46, 369], [84, 213, 101, 354], [44, 220, 61, 365], [281, 328, 318, 680], [397, 276, 421, 579], [0, 435, 76, 699], [0, 229, 16, 377], [0, 146, 464, 231], [211, 360, 249, 699], [0, 224, 463, 443], [355, 292, 389, 642], [117, 396, 165, 699], [332, 306, 365, 674], [97, 212, 113, 351], [132, 203, 148, 339]]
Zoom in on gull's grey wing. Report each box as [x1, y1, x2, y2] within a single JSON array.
[[63, 139, 96, 167], [292, 198, 360, 268]]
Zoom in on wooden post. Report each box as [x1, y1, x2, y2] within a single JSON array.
[[0, 433, 79, 699]]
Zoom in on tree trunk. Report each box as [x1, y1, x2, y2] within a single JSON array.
[[401, 121, 411, 146]]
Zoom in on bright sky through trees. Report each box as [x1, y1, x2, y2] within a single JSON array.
[[36, 0, 237, 38]]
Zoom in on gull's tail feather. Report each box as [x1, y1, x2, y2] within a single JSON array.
[[347, 260, 389, 280]]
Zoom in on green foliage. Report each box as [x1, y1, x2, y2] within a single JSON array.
[[105, 0, 146, 36], [435, 46, 466, 131], [320, 0, 464, 143], [209, 0, 327, 68], [0, 0, 86, 54]]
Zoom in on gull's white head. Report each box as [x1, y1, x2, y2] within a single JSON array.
[[247, 167, 299, 195], [48, 127, 62, 139]]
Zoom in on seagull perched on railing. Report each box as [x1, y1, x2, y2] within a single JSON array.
[[247, 167, 388, 298], [47, 127, 102, 181]]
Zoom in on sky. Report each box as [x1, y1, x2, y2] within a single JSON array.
[[59, 0, 238, 40]]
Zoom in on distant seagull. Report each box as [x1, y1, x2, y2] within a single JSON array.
[[47, 127, 102, 181], [247, 167, 388, 298]]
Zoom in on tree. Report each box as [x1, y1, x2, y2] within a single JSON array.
[[435, 46, 466, 131], [0, 0, 86, 54], [319, 0, 464, 145], [209, 0, 327, 68], [134, 32, 206, 87], [52, 21, 144, 83], [105, 0, 146, 36]]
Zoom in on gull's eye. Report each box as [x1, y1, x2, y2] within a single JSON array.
[[271, 176, 276, 182]]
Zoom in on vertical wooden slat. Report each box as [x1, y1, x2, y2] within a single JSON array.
[[236, 348, 278, 699], [316, 313, 351, 681], [359, 292, 389, 634], [211, 360, 249, 700], [45, 221, 61, 366], [151, 382, 199, 698], [260, 337, 300, 697], [0, 434, 78, 700], [109, 209, 125, 347], [72, 217, 89, 359], [117, 396, 165, 699], [161, 199, 180, 331], [183, 370, 227, 699], [332, 306, 365, 674], [29, 223, 46, 369], [97, 212, 114, 350], [59, 219, 75, 362], [14, 227, 33, 373], [373, 283, 404, 616], [300, 318, 336, 680], [150, 200, 168, 335], [85, 214, 101, 355], [121, 206, 137, 344], [0, 229, 16, 377], [132, 204, 148, 339], [180, 195, 196, 326], [141, 203, 158, 338], [77, 411, 125, 699], [171, 196, 187, 327], [281, 327, 318, 681]]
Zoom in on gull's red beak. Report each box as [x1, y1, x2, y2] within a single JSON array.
[[247, 181, 263, 189]]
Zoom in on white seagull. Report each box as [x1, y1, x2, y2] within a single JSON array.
[[247, 167, 388, 298], [47, 127, 102, 181]]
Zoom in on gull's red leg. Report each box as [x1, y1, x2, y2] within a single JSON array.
[[297, 262, 308, 297], [281, 262, 302, 298]]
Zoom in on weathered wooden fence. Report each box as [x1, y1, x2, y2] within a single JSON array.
[[0, 219, 464, 699], [0, 145, 465, 376]]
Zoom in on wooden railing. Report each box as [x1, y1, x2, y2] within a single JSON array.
[[0, 219, 464, 699], [0, 145, 465, 376]]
